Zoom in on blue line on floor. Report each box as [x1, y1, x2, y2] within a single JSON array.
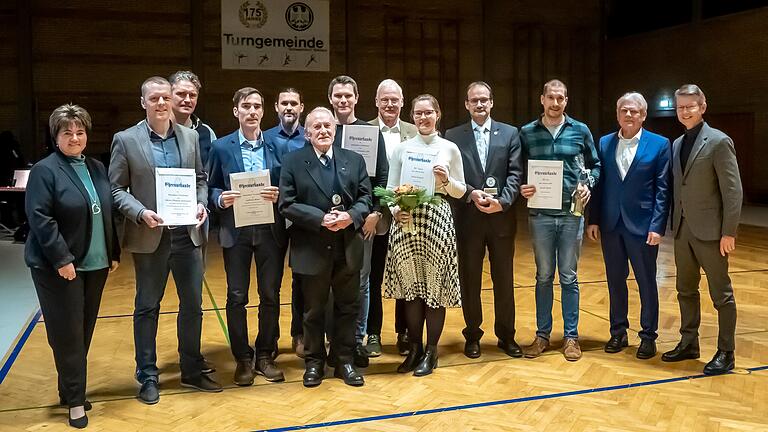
[[255, 364, 768, 432], [0, 309, 41, 385]]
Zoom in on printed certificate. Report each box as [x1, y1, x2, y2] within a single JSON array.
[[230, 170, 274, 227], [341, 124, 379, 176], [155, 168, 199, 226], [400, 149, 439, 196], [527, 160, 564, 210]]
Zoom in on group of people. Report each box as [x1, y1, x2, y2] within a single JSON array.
[[23, 70, 743, 428]]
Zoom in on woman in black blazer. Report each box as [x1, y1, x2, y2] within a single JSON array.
[[25, 104, 119, 429]]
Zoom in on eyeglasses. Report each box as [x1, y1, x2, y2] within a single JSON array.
[[468, 98, 491, 105], [378, 98, 401, 106], [413, 110, 436, 118], [676, 104, 700, 112]]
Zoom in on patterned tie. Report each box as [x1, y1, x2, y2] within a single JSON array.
[[620, 141, 632, 179], [475, 126, 488, 171], [319, 153, 329, 167]]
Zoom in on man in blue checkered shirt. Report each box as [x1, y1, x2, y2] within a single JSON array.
[[519, 79, 600, 362]]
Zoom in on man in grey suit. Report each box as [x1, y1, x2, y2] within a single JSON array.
[[365, 79, 417, 357], [445, 81, 523, 359], [109, 76, 222, 404], [661, 84, 743, 376]]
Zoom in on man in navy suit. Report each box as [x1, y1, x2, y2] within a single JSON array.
[[207, 87, 287, 386], [586, 92, 670, 359], [445, 81, 523, 359], [279, 107, 372, 388]]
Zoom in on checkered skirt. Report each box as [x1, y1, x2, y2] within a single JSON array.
[[384, 199, 461, 308]]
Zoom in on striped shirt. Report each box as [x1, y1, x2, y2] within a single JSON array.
[[520, 114, 601, 215]]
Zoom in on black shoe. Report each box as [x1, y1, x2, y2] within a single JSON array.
[[464, 340, 481, 359], [636, 339, 657, 359], [365, 334, 382, 357], [68, 412, 88, 429], [354, 343, 370, 368], [497, 340, 523, 358], [233, 359, 255, 386], [201, 357, 216, 374], [334, 363, 365, 387], [59, 399, 92, 411], [414, 345, 438, 377], [303, 366, 324, 387], [604, 334, 629, 353], [137, 378, 159, 405], [703, 350, 735, 376], [397, 342, 424, 373], [180, 374, 223, 392], [397, 332, 410, 356], [661, 342, 700, 362]]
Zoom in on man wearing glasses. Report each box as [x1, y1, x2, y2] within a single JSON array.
[[662, 84, 743, 376]]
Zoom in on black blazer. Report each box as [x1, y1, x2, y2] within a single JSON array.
[[445, 119, 523, 237], [278, 145, 372, 275], [207, 130, 288, 249], [25, 150, 120, 271]]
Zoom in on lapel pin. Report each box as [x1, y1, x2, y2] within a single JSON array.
[[493, 131, 498, 135]]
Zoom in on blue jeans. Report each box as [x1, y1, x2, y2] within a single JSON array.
[[528, 213, 584, 340], [355, 236, 373, 343]]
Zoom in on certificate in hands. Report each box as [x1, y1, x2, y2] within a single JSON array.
[[527, 160, 564, 210], [230, 170, 275, 227], [155, 168, 199, 226], [400, 149, 439, 196], [341, 124, 379, 177]]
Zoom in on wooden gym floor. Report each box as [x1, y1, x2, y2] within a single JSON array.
[[1, 213, 767, 431]]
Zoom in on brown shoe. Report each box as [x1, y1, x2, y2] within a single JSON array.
[[563, 338, 582, 361], [255, 357, 285, 382], [233, 359, 254, 386], [292, 335, 305, 359], [523, 336, 549, 358]]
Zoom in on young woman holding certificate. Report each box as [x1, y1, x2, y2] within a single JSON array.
[[384, 94, 466, 376]]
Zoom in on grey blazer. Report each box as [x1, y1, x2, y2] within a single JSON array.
[[109, 120, 208, 253], [671, 122, 742, 241], [367, 117, 418, 234]]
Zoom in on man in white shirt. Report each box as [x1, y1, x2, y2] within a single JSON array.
[[365, 79, 417, 357], [586, 92, 671, 360]]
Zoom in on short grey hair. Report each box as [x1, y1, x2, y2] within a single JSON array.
[[376, 79, 403, 98], [168, 70, 202, 90], [675, 84, 706, 105], [49, 104, 92, 138], [305, 107, 335, 129], [616, 92, 648, 114]]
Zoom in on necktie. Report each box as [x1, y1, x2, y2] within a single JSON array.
[[319, 153, 329, 167], [475, 126, 488, 171], [382, 125, 400, 134], [619, 140, 633, 179]]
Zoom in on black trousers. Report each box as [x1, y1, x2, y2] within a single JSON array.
[[367, 233, 407, 335], [223, 226, 286, 360], [301, 244, 360, 369], [290, 273, 304, 337], [132, 228, 204, 381], [457, 227, 517, 343], [31, 267, 108, 408]]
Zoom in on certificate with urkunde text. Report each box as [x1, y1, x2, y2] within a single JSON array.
[[527, 160, 564, 210], [155, 168, 198, 226], [341, 124, 379, 177], [400, 149, 439, 196], [230, 170, 274, 227]]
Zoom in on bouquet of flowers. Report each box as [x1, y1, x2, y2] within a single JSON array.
[[374, 184, 442, 234]]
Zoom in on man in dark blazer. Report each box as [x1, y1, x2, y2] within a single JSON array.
[[207, 87, 287, 386], [279, 107, 372, 388], [586, 92, 670, 360], [445, 81, 523, 359], [662, 84, 743, 375], [109, 76, 221, 404], [328, 75, 388, 368]]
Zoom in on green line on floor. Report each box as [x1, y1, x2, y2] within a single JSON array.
[[203, 277, 230, 345]]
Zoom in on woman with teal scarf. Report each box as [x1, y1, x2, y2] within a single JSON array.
[[25, 104, 120, 429]]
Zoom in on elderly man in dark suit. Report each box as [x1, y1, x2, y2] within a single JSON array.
[[662, 84, 743, 376], [446, 81, 523, 360], [279, 107, 372, 388], [109, 76, 221, 405], [207, 87, 287, 386]]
